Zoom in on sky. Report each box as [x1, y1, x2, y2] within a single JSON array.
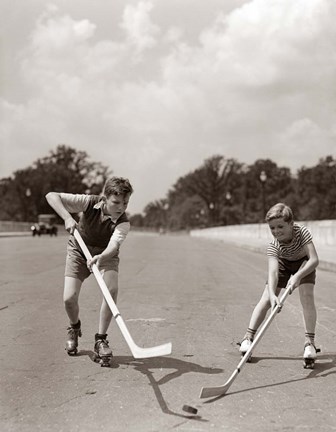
[[1, 0, 335, 214]]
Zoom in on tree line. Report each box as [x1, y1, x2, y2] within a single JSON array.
[[0, 145, 111, 222], [0, 146, 335, 230], [131, 154, 336, 230]]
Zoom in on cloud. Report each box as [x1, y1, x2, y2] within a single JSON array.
[[120, 1, 160, 55], [278, 118, 335, 168], [1, 0, 336, 212], [159, 0, 336, 160], [32, 14, 96, 52]]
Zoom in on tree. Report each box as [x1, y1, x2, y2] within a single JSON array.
[[0, 145, 112, 221], [142, 200, 168, 230], [243, 159, 295, 223], [167, 155, 244, 227], [129, 153, 335, 230], [296, 155, 336, 220], [129, 213, 145, 228], [166, 195, 205, 230]]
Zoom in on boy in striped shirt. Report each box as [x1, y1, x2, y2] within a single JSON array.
[[239, 203, 319, 366]]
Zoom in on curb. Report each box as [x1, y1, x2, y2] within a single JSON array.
[[0, 232, 31, 238]]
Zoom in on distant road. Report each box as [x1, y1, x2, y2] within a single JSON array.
[[1, 233, 335, 432]]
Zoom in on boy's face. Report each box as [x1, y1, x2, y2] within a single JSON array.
[[268, 218, 293, 243], [104, 193, 131, 219]]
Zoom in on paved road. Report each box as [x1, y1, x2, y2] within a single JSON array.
[[0, 233, 335, 432]]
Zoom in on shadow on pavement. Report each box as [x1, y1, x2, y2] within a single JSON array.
[[204, 353, 336, 403], [251, 352, 336, 373], [77, 350, 222, 421]]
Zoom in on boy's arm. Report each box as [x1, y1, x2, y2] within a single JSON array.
[[267, 257, 280, 309], [290, 242, 319, 289], [45, 192, 83, 233], [87, 222, 130, 269]]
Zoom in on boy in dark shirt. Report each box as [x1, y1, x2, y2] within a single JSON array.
[[46, 177, 133, 364]]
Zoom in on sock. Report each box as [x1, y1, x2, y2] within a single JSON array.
[[245, 328, 256, 341], [305, 332, 315, 345], [71, 320, 81, 329], [95, 333, 108, 341]]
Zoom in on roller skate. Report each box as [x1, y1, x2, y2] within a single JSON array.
[[238, 337, 253, 362], [94, 333, 113, 367], [303, 342, 320, 369], [65, 320, 82, 355]]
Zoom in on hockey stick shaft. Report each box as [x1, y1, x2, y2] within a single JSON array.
[[232, 258, 307, 374], [74, 229, 172, 359], [200, 260, 308, 398], [200, 282, 294, 398], [228, 285, 292, 380]]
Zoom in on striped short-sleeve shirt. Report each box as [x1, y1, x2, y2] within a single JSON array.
[[267, 224, 313, 261]]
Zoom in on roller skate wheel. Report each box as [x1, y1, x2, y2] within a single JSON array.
[[303, 359, 315, 369], [100, 357, 111, 367], [93, 353, 111, 366]]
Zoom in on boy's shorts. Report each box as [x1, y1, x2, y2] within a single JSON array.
[[276, 256, 316, 288], [65, 239, 119, 282]]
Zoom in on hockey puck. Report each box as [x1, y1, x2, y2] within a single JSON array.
[[182, 405, 198, 415]]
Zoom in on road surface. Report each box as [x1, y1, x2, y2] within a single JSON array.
[[0, 233, 335, 431]]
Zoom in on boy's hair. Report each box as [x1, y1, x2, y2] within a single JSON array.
[[265, 202, 293, 223], [103, 177, 133, 198]]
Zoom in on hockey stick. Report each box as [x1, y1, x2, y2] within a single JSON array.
[[200, 283, 294, 398], [74, 229, 172, 359]]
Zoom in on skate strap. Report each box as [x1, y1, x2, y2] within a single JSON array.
[[304, 342, 321, 353]]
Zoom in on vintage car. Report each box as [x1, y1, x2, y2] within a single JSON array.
[[31, 214, 58, 236]]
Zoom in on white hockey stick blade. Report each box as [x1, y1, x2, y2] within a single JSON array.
[[200, 370, 238, 399], [200, 283, 293, 398], [74, 229, 172, 359]]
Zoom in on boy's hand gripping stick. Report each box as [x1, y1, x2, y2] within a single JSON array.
[[74, 229, 172, 359], [200, 260, 308, 398], [199, 283, 293, 398]]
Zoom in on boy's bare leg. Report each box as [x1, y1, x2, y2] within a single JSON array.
[[239, 285, 282, 357], [64, 276, 82, 354], [298, 283, 317, 338], [94, 270, 118, 365], [299, 283, 318, 367], [98, 269, 119, 334], [64, 276, 82, 324], [246, 285, 282, 331]]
